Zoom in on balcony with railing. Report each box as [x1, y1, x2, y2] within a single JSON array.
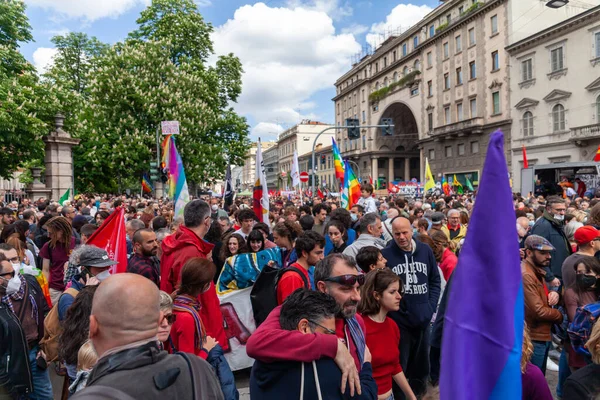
[[570, 123, 600, 143], [430, 117, 484, 138]]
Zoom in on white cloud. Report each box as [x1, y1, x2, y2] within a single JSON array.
[[251, 122, 284, 141], [25, 0, 145, 21], [342, 23, 369, 36], [366, 4, 433, 48], [32, 47, 58, 74], [286, 0, 352, 20], [46, 27, 70, 37], [213, 2, 360, 131]]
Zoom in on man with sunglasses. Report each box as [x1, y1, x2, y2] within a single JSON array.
[[248, 254, 368, 398], [522, 235, 563, 375], [0, 253, 34, 398], [250, 288, 377, 399]]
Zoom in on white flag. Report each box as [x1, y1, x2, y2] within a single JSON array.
[[253, 139, 270, 224], [291, 150, 300, 187]]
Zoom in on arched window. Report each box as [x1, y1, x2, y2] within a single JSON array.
[[393, 72, 398, 83], [596, 95, 600, 122], [375, 81, 380, 90], [414, 60, 421, 72], [522, 111, 533, 137], [552, 104, 565, 132], [383, 77, 388, 87], [403, 66, 409, 76]]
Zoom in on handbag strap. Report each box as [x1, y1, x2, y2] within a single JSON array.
[[300, 362, 304, 400], [17, 281, 30, 323], [312, 361, 323, 400]]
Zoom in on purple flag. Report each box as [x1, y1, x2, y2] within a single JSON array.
[[440, 130, 524, 399]]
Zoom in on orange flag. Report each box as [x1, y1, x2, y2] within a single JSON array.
[[522, 145, 529, 169]]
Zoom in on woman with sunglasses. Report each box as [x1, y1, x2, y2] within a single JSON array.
[[358, 268, 416, 400], [158, 290, 176, 350]]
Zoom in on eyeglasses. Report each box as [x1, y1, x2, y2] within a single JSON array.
[[6, 256, 19, 263], [322, 274, 365, 286], [162, 313, 177, 325], [307, 319, 336, 335], [0, 271, 15, 280]]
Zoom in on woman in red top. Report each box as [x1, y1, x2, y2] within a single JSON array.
[[359, 268, 416, 400], [170, 257, 218, 358], [431, 230, 457, 281]]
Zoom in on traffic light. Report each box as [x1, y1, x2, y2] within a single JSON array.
[[346, 118, 360, 139], [149, 162, 159, 181], [381, 118, 393, 136]]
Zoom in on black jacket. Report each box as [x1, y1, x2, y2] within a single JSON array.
[[382, 239, 441, 331], [530, 213, 572, 282], [73, 341, 223, 400], [0, 302, 33, 396]]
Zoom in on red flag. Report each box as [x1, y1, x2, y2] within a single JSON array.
[[594, 145, 600, 162], [86, 207, 128, 274], [369, 176, 373, 185], [317, 188, 325, 199], [522, 145, 529, 169]]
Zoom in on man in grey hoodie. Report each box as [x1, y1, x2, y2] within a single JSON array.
[[342, 213, 385, 261]]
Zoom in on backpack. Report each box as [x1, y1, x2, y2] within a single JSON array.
[[39, 287, 80, 362], [250, 263, 309, 327], [567, 300, 600, 356]]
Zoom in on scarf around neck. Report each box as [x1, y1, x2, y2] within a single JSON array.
[[173, 294, 206, 350], [1, 275, 38, 323]]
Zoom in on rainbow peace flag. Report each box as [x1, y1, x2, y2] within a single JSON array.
[[332, 138, 345, 185], [161, 135, 190, 219], [141, 173, 153, 193], [341, 160, 361, 210], [442, 175, 451, 196]]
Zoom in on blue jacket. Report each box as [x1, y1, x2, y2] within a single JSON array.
[[382, 239, 441, 331], [325, 228, 356, 255], [207, 345, 239, 400], [58, 277, 85, 321], [250, 358, 377, 400]]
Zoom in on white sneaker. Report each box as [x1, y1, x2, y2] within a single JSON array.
[[546, 357, 559, 372]]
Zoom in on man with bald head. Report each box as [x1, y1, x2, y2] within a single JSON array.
[[73, 273, 223, 399], [516, 216, 531, 249], [382, 207, 399, 243], [381, 217, 440, 399]]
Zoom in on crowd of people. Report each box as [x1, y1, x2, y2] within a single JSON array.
[[1, 181, 600, 399]]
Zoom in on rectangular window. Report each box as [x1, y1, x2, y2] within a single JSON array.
[[492, 91, 501, 114], [471, 141, 479, 154], [492, 51, 499, 71], [469, 28, 475, 46], [429, 149, 435, 160], [470, 98, 477, 117], [414, 36, 419, 48], [446, 14, 451, 24], [456, 67, 463, 85], [428, 80, 433, 96], [392, 50, 397, 62], [403, 43, 407, 56], [596, 32, 600, 58], [455, 35, 462, 52], [459, 6, 464, 14], [383, 57, 387, 68], [457, 103, 464, 121], [444, 73, 450, 90], [428, 112, 433, 132], [458, 143, 465, 156], [362, 135, 366, 150], [427, 51, 432, 67], [491, 15, 498, 34], [430, 25, 435, 37], [522, 59, 533, 81], [362, 110, 366, 123], [375, 63, 378, 73], [444, 106, 451, 124], [551, 47, 564, 71], [361, 89, 365, 102], [445, 146, 453, 157], [410, 87, 419, 96], [443, 42, 449, 58], [469, 61, 476, 79]]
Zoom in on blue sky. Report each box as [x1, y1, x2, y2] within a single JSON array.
[[21, 0, 438, 141]]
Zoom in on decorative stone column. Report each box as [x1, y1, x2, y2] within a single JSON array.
[[43, 114, 80, 201], [371, 157, 378, 182], [404, 158, 411, 182], [388, 158, 394, 183], [26, 167, 51, 201]]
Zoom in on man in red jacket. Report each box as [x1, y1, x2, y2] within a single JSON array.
[[160, 199, 228, 350]]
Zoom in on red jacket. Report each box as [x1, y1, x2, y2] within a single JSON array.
[[160, 226, 228, 350], [439, 248, 458, 281], [170, 310, 208, 359]]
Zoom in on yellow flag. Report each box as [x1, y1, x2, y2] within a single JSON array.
[[424, 158, 435, 192]]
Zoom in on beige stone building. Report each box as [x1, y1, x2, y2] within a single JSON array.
[[333, 0, 577, 188], [298, 144, 337, 191], [263, 144, 279, 190], [507, 5, 600, 193], [277, 120, 334, 189], [240, 141, 276, 191]]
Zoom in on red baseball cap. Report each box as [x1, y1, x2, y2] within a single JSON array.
[[574, 226, 600, 245]]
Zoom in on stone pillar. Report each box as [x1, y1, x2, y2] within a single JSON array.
[[404, 158, 411, 181], [26, 167, 51, 201], [371, 157, 378, 183], [388, 158, 394, 182], [419, 149, 424, 183], [43, 114, 80, 201]]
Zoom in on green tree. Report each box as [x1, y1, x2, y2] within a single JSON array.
[[71, 0, 249, 191], [0, 0, 60, 179]]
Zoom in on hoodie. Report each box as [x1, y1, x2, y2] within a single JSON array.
[[250, 358, 377, 400], [160, 226, 228, 351], [381, 239, 441, 331], [342, 234, 386, 260]]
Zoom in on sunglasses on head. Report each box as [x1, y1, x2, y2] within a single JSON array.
[[162, 313, 177, 325], [323, 274, 365, 286]]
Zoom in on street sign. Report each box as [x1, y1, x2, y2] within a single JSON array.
[[300, 171, 309, 183], [161, 121, 180, 135]]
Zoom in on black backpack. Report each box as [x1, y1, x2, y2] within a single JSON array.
[[250, 263, 309, 327]]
